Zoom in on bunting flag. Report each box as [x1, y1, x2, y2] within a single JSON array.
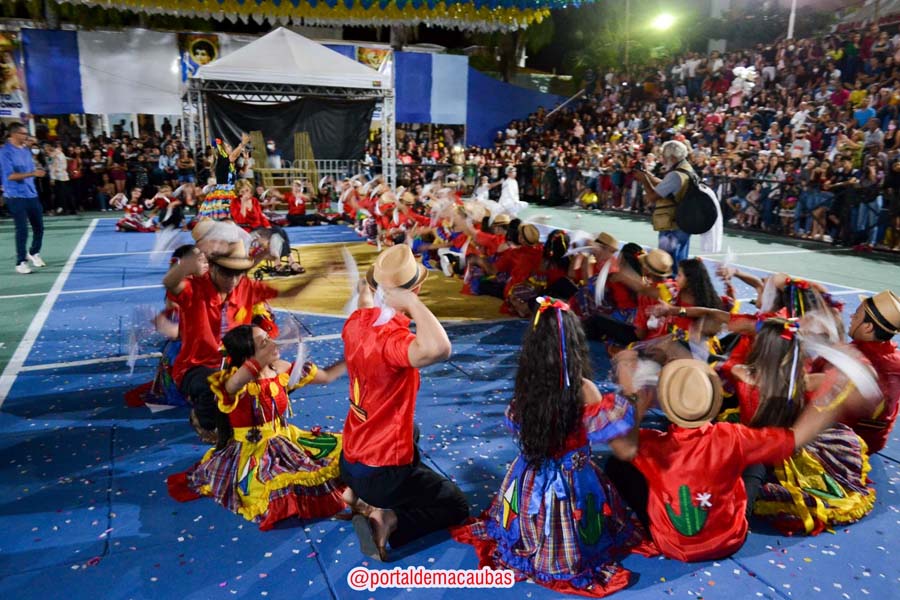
[[52, 0, 566, 31], [22, 28, 181, 115], [396, 52, 467, 125]]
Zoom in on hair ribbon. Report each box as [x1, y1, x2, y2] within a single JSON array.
[[533, 297, 572, 389]]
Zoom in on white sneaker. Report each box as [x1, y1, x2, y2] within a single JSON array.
[[821, 235, 833, 243], [55, 207, 63, 214], [27, 253, 46, 267], [15, 262, 32, 274]]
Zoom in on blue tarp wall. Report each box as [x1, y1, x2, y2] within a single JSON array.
[[465, 67, 565, 148]]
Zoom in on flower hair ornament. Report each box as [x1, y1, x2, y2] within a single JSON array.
[[533, 296, 572, 389]]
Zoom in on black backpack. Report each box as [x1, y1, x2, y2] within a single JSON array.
[[674, 167, 720, 235]]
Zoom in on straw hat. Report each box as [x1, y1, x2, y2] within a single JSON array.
[[520, 224, 540, 246], [209, 240, 254, 271], [593, 232, 619, 250], [365, 244, 428, 290], [860, 290, 900, 335], [640, 249, 674, 278], [657, 359, 723, 429], [191, 219, 216, 242], [492, 214, 511, 226]]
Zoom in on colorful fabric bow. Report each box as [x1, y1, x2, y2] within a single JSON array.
[[780, 318, 800, 341]]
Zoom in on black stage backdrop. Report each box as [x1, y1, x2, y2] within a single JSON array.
[[205, 93, 375, 161]]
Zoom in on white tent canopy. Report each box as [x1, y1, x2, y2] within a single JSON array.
[[195, 27, 387, 90], [185, 26, 396, 186]]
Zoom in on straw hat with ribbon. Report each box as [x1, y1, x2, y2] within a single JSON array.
[[657, 359, 723, 428], [365, 244, 428, 290], [209, 240, 255, 271], [640, 249, 674, 278], [859, 290, 900, 335]]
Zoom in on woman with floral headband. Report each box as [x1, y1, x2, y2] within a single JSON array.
[[452, 297, 656, 596], [198, 133, 249, 221], [167, 323, 347, 530]]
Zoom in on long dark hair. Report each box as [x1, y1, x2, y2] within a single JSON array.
[[222, 325, 256, 368], [216, 325, 257, 448], [509, 304, 592, 465], [679, 258, 723, 310], [619, 242, 645, 275], [543, 229, 571, 271], [745, 318, 804, 428]]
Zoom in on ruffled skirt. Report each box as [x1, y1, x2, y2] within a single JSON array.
[[754, 424, 875, 535], [198, 185, 235, 221], [167, 422, 345, 530], [451, 453, 655, 597]]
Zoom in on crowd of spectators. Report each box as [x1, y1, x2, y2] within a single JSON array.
[[5, 24, 900, 251], [0, 123, 255, 218], [368, 25, 900, 252]]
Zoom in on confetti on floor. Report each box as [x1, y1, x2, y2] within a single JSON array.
[[1, 219, 898, 599]]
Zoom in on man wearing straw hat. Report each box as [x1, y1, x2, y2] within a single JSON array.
[[163, 238, 328, 443], [845, 290, 900, 453], [340, 245, 468, 561], [610, 359, 863, 562]]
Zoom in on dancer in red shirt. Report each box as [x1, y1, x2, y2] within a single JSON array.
[[845, 290, 900, 453], [164, 241, 329, 443], [609, 358, 872, 562], [339, 245, 468, 561]]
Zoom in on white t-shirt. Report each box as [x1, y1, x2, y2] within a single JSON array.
[[789, 138, 811, 158], [685, 58, 702, 78], [505, 128, 518, 146], [790, 110, 809, 128]]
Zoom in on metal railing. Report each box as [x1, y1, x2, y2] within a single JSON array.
[[256, 159, 363, 192]]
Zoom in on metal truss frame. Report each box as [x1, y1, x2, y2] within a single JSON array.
[[182, 77, 397, 186]]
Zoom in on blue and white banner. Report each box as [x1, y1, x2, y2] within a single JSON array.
[[23, 28, 181, 116], [396, 52, 467, 125]]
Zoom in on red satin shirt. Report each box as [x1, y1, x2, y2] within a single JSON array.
[[844, 340, 900, 453], [168, 274, 277, 386], [341, 308, 418, 467], [634, 423, 795, 562]]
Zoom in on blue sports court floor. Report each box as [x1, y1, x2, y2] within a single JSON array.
[[0, 213, 898, 600]]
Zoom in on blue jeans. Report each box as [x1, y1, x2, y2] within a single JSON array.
[[855, 195, 883, 246], [658, 229, 691, 275], [6, 196, 44, 265]]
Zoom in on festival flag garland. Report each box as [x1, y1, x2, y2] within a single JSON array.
[[52, 0, 580, 31]]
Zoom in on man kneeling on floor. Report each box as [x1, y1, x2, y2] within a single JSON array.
[[340, 245, 469, 561]]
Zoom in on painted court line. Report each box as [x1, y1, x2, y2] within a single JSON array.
[[0, 283, 163, 301], [18, 352, 163, 373], [17, 333, 344, 373], [0, 219, 99, 406], [698, 248, 854, 257], [79, 239, 362, 259]]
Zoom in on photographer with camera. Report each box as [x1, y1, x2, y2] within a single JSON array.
[[632, 140, 696, 274]]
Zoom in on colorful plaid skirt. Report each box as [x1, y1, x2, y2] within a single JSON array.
[[198, 185, 235, 221], [451, 447, 654, 597], [754, 424, 875, 535], [167, 421, 345, 530]]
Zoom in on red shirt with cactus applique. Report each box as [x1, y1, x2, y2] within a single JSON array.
[[633, 423, 794, 561]]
